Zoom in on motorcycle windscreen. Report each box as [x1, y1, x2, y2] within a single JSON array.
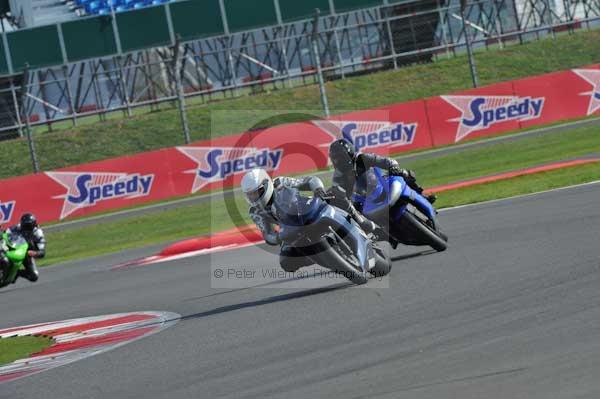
[[274, 187, 324, 227], [5, 232, 28, 262]]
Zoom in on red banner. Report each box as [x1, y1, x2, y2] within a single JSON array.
[[1, 64, 599, 226], [426, 81, 520, 146]]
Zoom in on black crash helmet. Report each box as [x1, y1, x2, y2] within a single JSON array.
[[329, 139, 356, 173], [20, 213, 38, 233]]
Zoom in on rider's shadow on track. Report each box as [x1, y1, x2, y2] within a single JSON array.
[[178, 249, 436, 321], [391, 249, 437, 262], [180, 283, 349, 323], [183, 268, 355, 304]]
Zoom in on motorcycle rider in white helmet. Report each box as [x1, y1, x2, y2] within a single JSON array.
[[241, 168, 377, 272]]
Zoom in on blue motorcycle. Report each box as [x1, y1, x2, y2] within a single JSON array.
[[275, 186, 392, 285], [352, 168, 448, 252]]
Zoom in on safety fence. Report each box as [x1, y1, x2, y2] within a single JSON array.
[[1, 0, 599, 141], [0, 63, 598, 225]]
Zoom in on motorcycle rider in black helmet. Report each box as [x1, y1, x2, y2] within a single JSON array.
[[328, 138, 436, 209], [3, 213, 46, 282]]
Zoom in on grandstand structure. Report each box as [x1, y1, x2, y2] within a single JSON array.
[[0, 0, 598, 138], [1, 0, 174, 29], [72, 0, 174, 17]]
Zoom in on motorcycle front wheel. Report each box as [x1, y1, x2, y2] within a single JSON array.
[[0, 268, 8, 288], [404, 211, 448, 252], [320, 237, 369, 285]]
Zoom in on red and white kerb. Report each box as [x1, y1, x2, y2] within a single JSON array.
[[0, 311, 179, 384]]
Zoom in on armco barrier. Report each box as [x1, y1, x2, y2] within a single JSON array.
[[1, 65, 598, 226]]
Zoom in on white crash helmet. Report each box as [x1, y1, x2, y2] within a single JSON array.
[[241, 168, 274, 209]]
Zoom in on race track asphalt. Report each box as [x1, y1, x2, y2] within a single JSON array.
[[1, 182, 600, 399]]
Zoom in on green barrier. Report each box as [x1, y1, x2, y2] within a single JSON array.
[[332, 0, 383, 13], [0, 0, 9, 14], [8, 25, 63, 71], [62, 16, 117, 62], [279, 0, 332, 22], [0, 36, 8, 75], [0, 0, 394, 76], [117, 6, 172, 52], [170, 0, 225, 41], [225, 0, 278, 32]]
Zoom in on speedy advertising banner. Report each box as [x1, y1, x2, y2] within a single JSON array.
[[1, 65, 598, 225]]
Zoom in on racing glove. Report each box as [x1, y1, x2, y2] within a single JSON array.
[[390, 166, 416, 181], [314, 187, 328, 201]]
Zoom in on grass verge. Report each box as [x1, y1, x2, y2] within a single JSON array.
[[0, 336, 53, 366], [39, 122, 600, 267], [435, 162, 600, 209], [1, 29, 599, 179]]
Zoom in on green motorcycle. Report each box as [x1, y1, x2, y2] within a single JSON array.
[[0, 230, 29, 288]]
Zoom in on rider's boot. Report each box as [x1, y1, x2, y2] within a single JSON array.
[[407, 181, 437, 204], [279, 245, 313, 272], [425, 193, 437, 204], [402, 171, 436, 204], [18, 257, 39, 282]]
